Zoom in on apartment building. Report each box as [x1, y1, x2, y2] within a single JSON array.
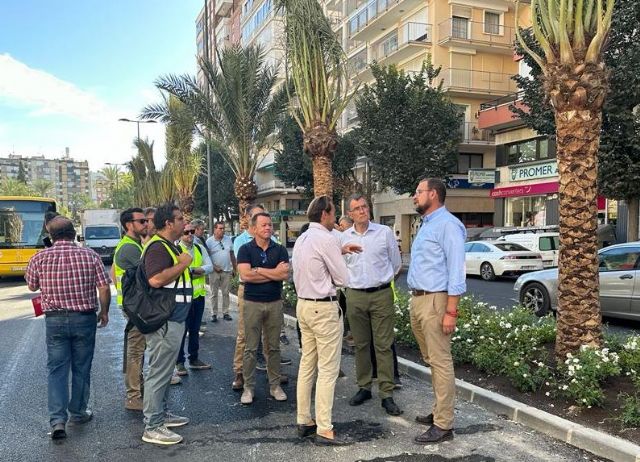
[[0, 151, 91, 206], [89, 171, 110, 205], [325, 0, 524, 250]]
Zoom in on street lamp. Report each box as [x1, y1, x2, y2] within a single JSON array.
[[105, 162, 128, 209], [118, 118, 157, 140]]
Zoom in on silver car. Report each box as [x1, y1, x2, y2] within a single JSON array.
[[514, 241, 640, 320]]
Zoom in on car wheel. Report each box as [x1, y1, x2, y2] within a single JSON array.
[[520, 282, 550, 317], [480, 262, 496, 281]]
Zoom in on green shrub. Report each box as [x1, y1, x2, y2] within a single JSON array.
[[619, 335, 640, 385], [282, 281, 298, 310], [393, 290, 417, 348], [230, 272, 239, 294]]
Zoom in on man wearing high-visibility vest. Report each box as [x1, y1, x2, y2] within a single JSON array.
[[141, 204, 193, 446], [176, 222, 213, 375], [113, 207, 148, 412]]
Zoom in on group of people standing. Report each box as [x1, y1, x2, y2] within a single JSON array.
[[26, 177, 466, 448]]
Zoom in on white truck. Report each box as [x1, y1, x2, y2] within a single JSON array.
[[80, 209, 121, 262]]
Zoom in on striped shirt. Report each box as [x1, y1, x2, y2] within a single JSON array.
[[25, 240, 111, 313]]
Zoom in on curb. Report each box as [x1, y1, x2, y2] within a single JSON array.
[[230, 294, 640, 462]]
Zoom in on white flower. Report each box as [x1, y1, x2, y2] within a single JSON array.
[[513, 361, 520, 367], [545, 392, 550, 396], [522, 373, 528, 378]]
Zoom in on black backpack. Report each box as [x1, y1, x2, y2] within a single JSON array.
[[121, 241, 180, 334]]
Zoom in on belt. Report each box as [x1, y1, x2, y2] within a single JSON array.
[[350, 282, 391, 293], [45, 310, 96, 317], [299, 296, 337, 302], [410, 290, 447, 296]]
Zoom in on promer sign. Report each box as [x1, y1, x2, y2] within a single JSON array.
[[509, 160, 558, 182]]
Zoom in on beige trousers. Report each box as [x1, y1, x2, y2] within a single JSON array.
[[296, 299, 343, 434], [410, 292, 455, 430], [124, 321, 146, 400]]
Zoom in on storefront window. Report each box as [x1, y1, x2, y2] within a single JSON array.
[[539, 139, 549, 158], [505, 196, 547, 227]]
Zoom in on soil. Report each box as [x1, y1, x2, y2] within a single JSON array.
[[280, 300, 640, 444]]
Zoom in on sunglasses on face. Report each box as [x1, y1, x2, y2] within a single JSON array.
[[130, 219, 148, 224], [183, 229, 196, 235], [219, 242, 225, 250], [260, 250, 267, 264]]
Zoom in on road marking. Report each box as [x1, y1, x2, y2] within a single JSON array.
[[0, 318, 38, 413]]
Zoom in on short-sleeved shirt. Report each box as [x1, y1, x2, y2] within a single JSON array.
[[115, 238, 143, 272], [25, 240, 111, 313], [237, 239, 289, 303]]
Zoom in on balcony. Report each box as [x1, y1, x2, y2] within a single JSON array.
[[438, 18, 516, 55], [215, 0, 233, 18], [347, 0, 424, 42], [257, 179, 292, 194], [215, 17, 232, 51], [459, 121, 495, 145], [439, 68, 518, 97], [478, 92, 528, 131]]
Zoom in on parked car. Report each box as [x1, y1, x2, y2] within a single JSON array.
[[464, 241, 544, 281], [497, 232, 559, 268], [514, 241, 640, 319]]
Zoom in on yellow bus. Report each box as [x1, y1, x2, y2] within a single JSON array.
[[0, 196, 56, 276]]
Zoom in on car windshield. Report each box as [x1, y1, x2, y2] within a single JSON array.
[[0, 200, 54, 248], [494, 243, 530, 252], [85, 226, 120, 240]]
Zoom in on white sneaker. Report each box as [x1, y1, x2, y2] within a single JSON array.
[[270, 385, 287, 401], [164, 412, 190, 428], [142, 425, 183, 445], [170, 370, 182, 385], [241, 388, 254, 405]]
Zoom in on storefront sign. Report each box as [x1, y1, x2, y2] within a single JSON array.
[[490, 181, 559, 198], [509, 160, 558, 182], [468, 169, 496, 184], [446, 178, 493, 189]]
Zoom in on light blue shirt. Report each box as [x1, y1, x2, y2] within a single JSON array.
[[407, 206, 466, 296], [341, 221, 402, 289], [179, 241, 214, 275], [206, 235, 234, 272]]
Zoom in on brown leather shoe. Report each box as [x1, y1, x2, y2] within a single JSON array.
[[125, 397, 144, 411], [232, 373, 244, 391], [414, 425, 454, 444], [415, 413, 434, 426]]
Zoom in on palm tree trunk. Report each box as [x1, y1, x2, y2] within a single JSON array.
[[546, 62, 607, 359], [304, 123, 338, 197], [234, 176, 257, 230], [179, 195, 195, 222]]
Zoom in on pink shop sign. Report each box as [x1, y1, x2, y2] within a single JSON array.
[[490, 181, 559, 198]]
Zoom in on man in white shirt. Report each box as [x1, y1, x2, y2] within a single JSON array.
[[206, 222, 236, 322], [341, 193, 403, 416], [293, 196, 359, 445]]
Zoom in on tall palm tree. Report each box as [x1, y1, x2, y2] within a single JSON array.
[[144, 45, 289, 228], [516, 0, 615, 358], [129, 138, 169, 207], [141, 94, 202, 220], [276, 0, 354, 197], [32, 179, 54, 197]]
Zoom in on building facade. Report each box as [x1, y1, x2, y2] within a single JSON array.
[[0, 152, 91, 207]]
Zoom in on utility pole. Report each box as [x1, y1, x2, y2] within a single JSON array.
[[204, 0, 214, 232]]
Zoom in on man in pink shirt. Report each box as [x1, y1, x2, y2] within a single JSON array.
[[292, 196, 360, 445]]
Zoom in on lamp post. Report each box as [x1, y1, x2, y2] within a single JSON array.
[[104, 162, 128, 209], [117, 118, 157, 140]]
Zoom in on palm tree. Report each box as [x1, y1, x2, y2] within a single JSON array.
[[276, 0, 354, 197], [140, 94, 202, 220], [144, 45, 289, 228], [129, 138, 169, 207], [516, 0, 615, 357], [32, 179, 54, 197]]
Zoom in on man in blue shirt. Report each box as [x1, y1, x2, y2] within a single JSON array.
[[407, 178, 466, 445]]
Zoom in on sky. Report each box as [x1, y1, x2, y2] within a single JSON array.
[[0, 0, 203, 171]]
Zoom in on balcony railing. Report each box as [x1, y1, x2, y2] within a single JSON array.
[[439, 68, 518, 95], [479, 91, 524, 111], [348, 49, 368, 74], [347, 0, 401, 37], [257, 179, 288, 193], [459, 122, 495, 143], [438, 18, 515, 48], [371, 22, 431, 60]]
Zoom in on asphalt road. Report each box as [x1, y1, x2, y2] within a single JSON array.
[[0, 278, 608, 462]]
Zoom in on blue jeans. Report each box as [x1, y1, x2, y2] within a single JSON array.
[[45, 312, 97, 426], [177, 296, 205, 364]]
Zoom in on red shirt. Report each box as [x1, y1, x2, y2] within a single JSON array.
[[25, 240, 111, 313]]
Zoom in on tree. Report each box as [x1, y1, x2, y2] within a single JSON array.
[[149, 45, 289, 228], [351, 61, 462, 196], [193, 140, 238, 224], [16, 161, 27, 183], [276, 0, 354, 197], [275, 115, 360, 203], [32, 179, 54, 197], [128, 138, 172, 207], [515, 0, 616, 357], [0, 178, 34, 196]]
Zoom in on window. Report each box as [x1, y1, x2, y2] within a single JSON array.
[[451, 153, 483, 174], [484, 11, 501, 34], [539, 236, 559, 251], [452, 16, 469, 39], [506, 138, 555, 165], [598, 247, 640, 272], [494, 243, 529, 252], [464, 242, 473, 252], [470, 243, 490, 252]]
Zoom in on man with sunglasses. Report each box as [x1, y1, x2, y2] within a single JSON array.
[[206, 221, 235, 322], [175, 223, 213, 375], [114, 207, 148, 411]]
